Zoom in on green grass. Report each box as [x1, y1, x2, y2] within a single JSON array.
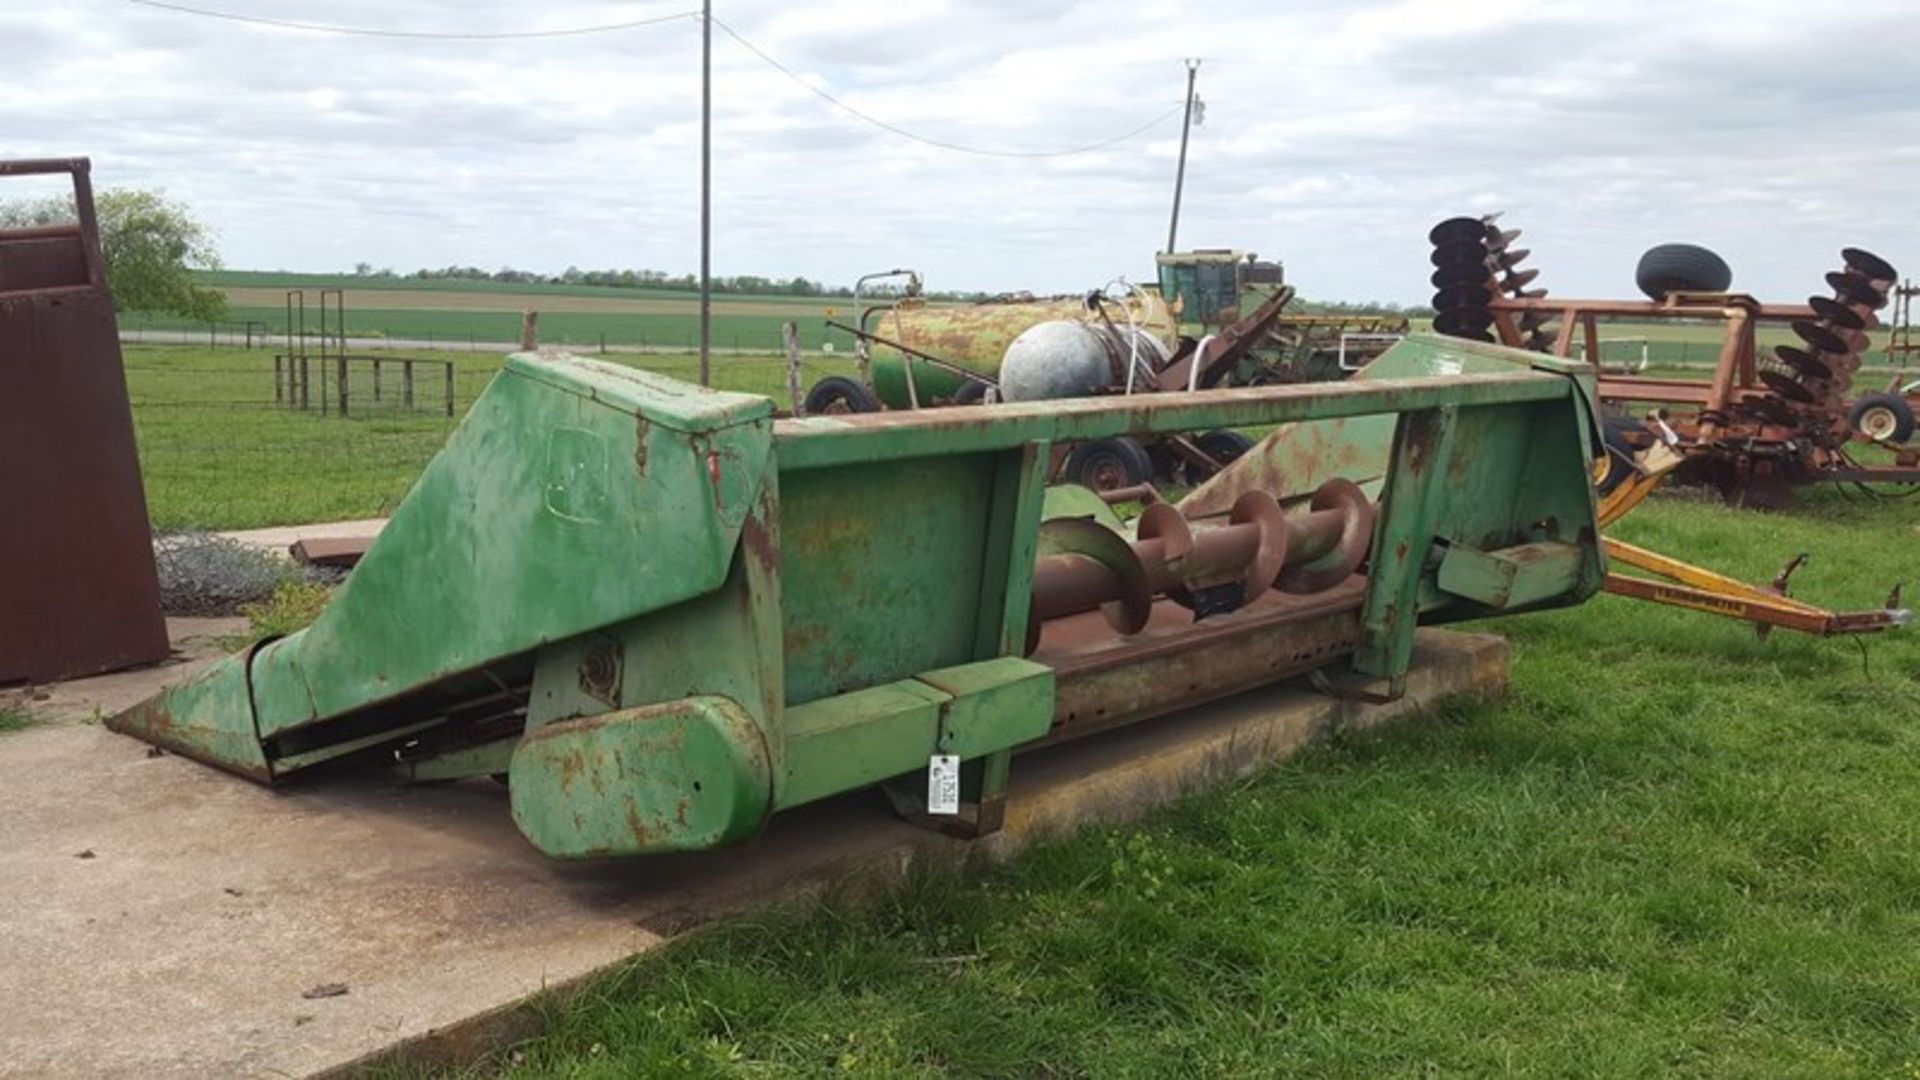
[[125, 345, 854, 530], [0, 711, 35, 735], [127, 305, 861, 354], [383, 487, 1920, 1078]]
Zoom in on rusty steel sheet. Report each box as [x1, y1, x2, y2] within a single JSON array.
[[0, 158, 168, 684]]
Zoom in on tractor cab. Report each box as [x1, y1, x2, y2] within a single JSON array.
[[1155, 249, 1285, 328]]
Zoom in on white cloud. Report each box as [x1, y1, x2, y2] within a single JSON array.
[[0, 0, 1914, 303]]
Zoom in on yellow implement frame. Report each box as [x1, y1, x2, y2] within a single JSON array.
[[1595, 441, 1908, 636]]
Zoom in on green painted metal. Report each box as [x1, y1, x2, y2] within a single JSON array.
[[1437, 541, 1588, 610], [780, 370, 1574, 473], [1039, 483, 1125, 530], [1182, 335, 1597, 513], [509, 696, 772, 859], [780, 658, 1053, 810], [108, 336, 1607, 861]]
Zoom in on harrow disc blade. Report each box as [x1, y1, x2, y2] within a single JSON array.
[[1432, 284, 1493, 311], [1807, 295, 1867, 331], [1431, 240, 1488, 268], [1826, 270, 1888, 310], [1842, 247, 1898, 284], [1775, 345, 1833, 380], [1759, 369, 1817, 404], [1434, 307, 1495, 335], [1493, 248, 1532, 271], [1503, 267, 1541, 291], [1430, 263, 1488, 289], [1792, 319, 1851, 356], [1428, 217, 1488, 246]]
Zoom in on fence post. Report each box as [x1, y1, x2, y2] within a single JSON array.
[[404, 359, 415, 409], [373, 357, 382, 403], [338, 355, 349, 417], [783, 321, 804, 414], [444, 361, 454, 418]]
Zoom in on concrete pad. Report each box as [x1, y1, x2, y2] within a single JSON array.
[[217, 519, 388, 559], [8, 617, 247, 724], [0, 630, 1505, 1079]]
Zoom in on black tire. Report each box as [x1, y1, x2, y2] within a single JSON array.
[[1064, 437, 1153, 492], [1635, 243, 1731, 301], [952, 380, 989, 405], [1849, 392, 1916, 445], [1183, 429, 1255, 485], [802, 375, 880, 415], [1597, 413, 1644, 494]]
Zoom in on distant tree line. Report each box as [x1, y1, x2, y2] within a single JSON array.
[[1295, 299, 1436, 318], [352, 262, 993, 301]]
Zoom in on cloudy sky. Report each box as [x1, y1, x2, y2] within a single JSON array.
[[5, 0, 1917, 303]]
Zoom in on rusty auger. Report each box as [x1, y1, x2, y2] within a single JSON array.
[[1028, 480, 1374, 648]]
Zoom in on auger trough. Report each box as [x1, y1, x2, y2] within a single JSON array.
[[110, 336, 1606, 860]]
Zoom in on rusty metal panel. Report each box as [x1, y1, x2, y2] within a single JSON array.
[[0, 157, 168, 683]]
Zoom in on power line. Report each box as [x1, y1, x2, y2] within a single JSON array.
[[121, 1, 1184, 156], [123, 0, 697, 40], [710, 16, 1183, 158]]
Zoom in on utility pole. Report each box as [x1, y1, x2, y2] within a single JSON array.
[[1164, 58, 1200, 255], [699, 0, 713, 385]]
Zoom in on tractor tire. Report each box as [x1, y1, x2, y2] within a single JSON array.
[[952, 380, 990, 405], [1064, 437, 1153, 493], [1596, 413, 1643, 495], [1183, 429, 1256, 485], [802, 375, 880, 416], [1635, 243, 1732, 301], [1849, 392, 1916, 444]]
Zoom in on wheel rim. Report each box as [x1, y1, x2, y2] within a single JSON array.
[[1859, 405, 1900, 442], [1083, 452, 1130, 492]]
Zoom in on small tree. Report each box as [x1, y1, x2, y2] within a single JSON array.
[[0, 187, 227, 321]]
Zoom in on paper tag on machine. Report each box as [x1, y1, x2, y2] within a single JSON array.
[[927, 754, 960, 815]]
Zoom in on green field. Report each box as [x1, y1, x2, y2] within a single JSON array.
[[374, 487, 1920, 1078], [197, 269, 809, 302], [127, 305, 859, 354], [122, 340, 1920, 1074]]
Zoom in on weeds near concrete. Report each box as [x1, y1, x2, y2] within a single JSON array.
[[231, 579, 333, 646]]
